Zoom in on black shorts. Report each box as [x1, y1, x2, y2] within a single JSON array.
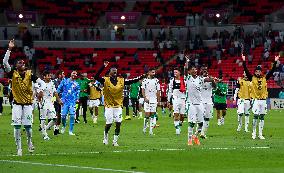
[[54, 101, 61, 113], [123, 97, 129, 107], [215, 103, 227, 110], [161, 97, 167, 102]]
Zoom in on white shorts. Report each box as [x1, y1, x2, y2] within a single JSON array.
[[237, 99, 251, 115], [89, 99, 100, 107], [173, 97, 186, 114], [105, 107, 122, 124], [252, 99, 267, 115], [187, 104, 204, 123], [12, 104, 33, 126], [40, 102, 56, 120], [144, 102, 157, 113], [139, 98, 144, 105], [203, 103, 213, 119]]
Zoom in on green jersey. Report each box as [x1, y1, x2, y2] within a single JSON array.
[[77, 78, 90, 98], [130, 82, 140, 99], [213, 82, 228, 104]]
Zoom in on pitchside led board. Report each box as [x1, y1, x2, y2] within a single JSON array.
[[270, 99, 284, 110]]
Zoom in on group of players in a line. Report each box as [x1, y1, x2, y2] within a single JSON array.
[[3, 40, 279, 156]]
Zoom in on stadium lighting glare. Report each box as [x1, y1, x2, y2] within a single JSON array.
[[121, 15, 126, 20], [31, 23, 35, 27], [114, 25, 118, 30], [18, 13, 23, 19], [216, 13, 220, 18]]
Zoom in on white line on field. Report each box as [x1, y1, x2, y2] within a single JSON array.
[[1, 146, 270, 157], [0, 160, 145, 173]]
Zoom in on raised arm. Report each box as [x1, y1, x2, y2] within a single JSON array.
[[233, 81, 240, 101], [242, 54, 253, 81], [3, 40, 15, 73], [266, 55, 279, 80], [94, 61, 109, 84], [124, 75, 145, 85]]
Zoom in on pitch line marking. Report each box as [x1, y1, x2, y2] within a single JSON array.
[[1, 146, 270, 157], [0, 160, 145, 173]]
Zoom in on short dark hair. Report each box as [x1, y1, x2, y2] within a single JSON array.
[[55, 70, 64, 77], [42, 70, 51, 77]]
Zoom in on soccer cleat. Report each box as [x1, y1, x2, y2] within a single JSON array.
[[200, 134, 207, 139], [154, 124, 160, 128], [237, 125, 242, 132], [43, 136, 50, 140], [93, 118, 97, 124], [103, 138, 108, 145], [125, 116, 131, 120], [142, 128, 146, 134], [258, 135, 265, 140], [193, 135, 201, 145], [149, 131, 155, 136], [84, 120, 87, 124], [221, 118, 225, 125], [252, 132, 256, 140], [75, 119, 80, 123], [17, 149, 22, 156], [176, 129, 180, 135], [112, 142, 119, 147], [138, 116, 143, 119], [69, 131, 76, 136], [61, 127, 65, 134], [54, 129, 60, 135], [217, 119, 221, 126], [28, 144, 35, 153], [188, 138, 193, 146], [244, 129, 249, 133]]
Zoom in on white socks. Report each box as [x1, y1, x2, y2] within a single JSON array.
[[14, 128, 22, 150]]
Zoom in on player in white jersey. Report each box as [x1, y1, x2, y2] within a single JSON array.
[[167, 68, 186, 135], [39, 71, 62, 140], [186, 65, 216, 146], [141, 68, 160, 135], [200, 66, 216, 139]]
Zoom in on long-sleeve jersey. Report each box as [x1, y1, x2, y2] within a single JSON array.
[[57, 78, 80, 105]]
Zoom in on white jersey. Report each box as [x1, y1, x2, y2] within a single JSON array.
[[43, 81, 56, 102], [201, 80, 213, 103], [185, 75, 204, 105], [141, 78, 160, 103], [167, 78, 186, 101]]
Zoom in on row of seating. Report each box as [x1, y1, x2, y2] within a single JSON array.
[[14, 0, 284, 26]]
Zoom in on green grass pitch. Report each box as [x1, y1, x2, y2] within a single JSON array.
[[0, 106, 284, 173]]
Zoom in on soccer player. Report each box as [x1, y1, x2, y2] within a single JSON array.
[[88, 78, 102, 124], [186, 65, 215, 146], [213, 72, 228, 126], [39, 70, 62, 140], [57, 71, 80, 136], [123, 84, 131, 120], [141, 68, 160, 135], [94, 61, 143, 146], [233, 71, 251, 132], [242, 54, 279, 139], [160, 79, 168, 115], [138, 86, 144, 119], [130, 81, 141, 118], [76, 73, 90, 123], [53, 70, 65, 135], [3, 39, 46, 156], [167, 68, 186, 135], [200, 65, 216, 138]]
